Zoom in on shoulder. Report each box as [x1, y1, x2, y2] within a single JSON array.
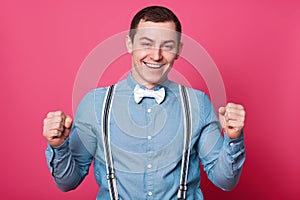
[[79, 87, 109, 105], [180, 86, 216, 115], [182, 85, 208, 102], [75, 86, 113, 118], [165, 80, 210, 104]]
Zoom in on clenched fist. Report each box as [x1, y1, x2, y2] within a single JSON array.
[[43, 111, 73, 147], [218, 103, 246, 139]]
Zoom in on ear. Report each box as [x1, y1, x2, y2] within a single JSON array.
[[126, 35, 133, 54], [175, 42, 183, 59], [175, 42, 183, 60]]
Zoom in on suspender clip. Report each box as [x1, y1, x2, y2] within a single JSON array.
[[177, 184, 188, 199], [178, 184, 188, 191], [106, 173, 116, 180]]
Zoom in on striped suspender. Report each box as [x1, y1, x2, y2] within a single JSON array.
[[101, 84, 192, 200], [177, 85, 192, 200], [101, 84, 119, 200]]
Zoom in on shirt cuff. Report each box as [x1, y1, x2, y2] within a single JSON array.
[[45, 137, 70, 174], [223, 131, 245, 153], [50, 137, 70, 157], [223, 131, 246, 171]]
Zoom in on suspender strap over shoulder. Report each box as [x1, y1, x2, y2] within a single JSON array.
[[101, 84, 119, 200], [177, 85, 192, 200], [101, 84, 192, 200]]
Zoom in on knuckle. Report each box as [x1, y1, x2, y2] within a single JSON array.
[[53, 122, 62, 129], [227, 112, 232, 118], [225, 107, 229, 113], [56, 110, 64, 116], [226, 108, 232, 114], [227, 102, 234, 107], [46, 112, 53, 118], [241, 110, 246, 116], [53, 129, 61, 135], [52, 129, 58, 135], [57, 116, 62, 122]]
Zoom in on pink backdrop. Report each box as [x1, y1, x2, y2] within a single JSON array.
[[1, 0, 299, 199]]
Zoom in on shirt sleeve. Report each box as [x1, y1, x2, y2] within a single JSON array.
[[45, 90, 98, 192], [197, 94, 246, 191]]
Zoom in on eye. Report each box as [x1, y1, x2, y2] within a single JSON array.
[[141, 42, 152, 48], [161, 44, 175, 51]]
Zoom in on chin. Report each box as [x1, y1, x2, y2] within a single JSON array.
[[145, 77, 165, 86]]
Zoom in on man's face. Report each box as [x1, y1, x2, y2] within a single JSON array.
[[126, 20, 182, 89]]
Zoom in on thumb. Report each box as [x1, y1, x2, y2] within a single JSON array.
[[64, 116, 73, 129], [218, 106, 226, 116], [218, 106, 226, 129], [62, 116, 72, 138]]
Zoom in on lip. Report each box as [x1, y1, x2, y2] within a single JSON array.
[[143, 61, 165, 69]]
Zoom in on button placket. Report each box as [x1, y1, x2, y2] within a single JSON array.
[[145, 102, 155, 199], [146, 104, 153, 152], [146, 154, 154, 199]]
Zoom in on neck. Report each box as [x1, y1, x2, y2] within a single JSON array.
[[131, 72, 167, 90]]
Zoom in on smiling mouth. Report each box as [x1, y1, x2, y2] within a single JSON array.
[[143, 62, 165, 69]]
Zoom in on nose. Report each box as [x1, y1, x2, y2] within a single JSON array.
[[150, 47, 162, 61]]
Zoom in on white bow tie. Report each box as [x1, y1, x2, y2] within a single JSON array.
[[134, 85, 165, 104]]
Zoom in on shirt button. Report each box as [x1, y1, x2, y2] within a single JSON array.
[[229, 142, 234, 147], [147, 136, 152, 140], [147, 164, 152, 169], [147, 108, 151, 113], [148, 191, 153, 196]]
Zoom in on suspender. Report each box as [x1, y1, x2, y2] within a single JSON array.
[[177, 85, 192, 200], [101, 84, 192, 200], [102, 84, 119, 200]]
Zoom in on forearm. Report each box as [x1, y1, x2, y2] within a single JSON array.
[[208, 135, 246, 190], [206, 133, 246, 191], [45, 137, 89, 192]]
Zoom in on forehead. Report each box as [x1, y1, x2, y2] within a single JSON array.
[[134, 21, 178, 41]]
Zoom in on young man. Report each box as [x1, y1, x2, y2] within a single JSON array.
[[43, 6, 246, 199]]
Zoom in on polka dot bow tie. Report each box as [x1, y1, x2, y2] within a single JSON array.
[[133, 84, 165, 104]]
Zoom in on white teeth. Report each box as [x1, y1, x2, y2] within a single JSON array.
[[145, 62, 163, 68]]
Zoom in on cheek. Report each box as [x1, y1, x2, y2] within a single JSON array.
[[132, 50, 148, 62], [163, 52, 177, 63]]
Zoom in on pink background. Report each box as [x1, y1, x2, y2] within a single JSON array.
[[1, 0, 299, 199]]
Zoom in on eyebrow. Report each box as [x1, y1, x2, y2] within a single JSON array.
[[139, 37, 153, 41], [139, 37, 176, 44]]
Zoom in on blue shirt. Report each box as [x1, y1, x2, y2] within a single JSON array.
[[46, 73, 245, 199]]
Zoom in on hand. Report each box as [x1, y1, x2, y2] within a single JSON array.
[[43, 110, 73, 147], [218, 103, 246, 139]]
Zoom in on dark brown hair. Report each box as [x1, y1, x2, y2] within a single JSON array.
[[129, 6, 182, 42]]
